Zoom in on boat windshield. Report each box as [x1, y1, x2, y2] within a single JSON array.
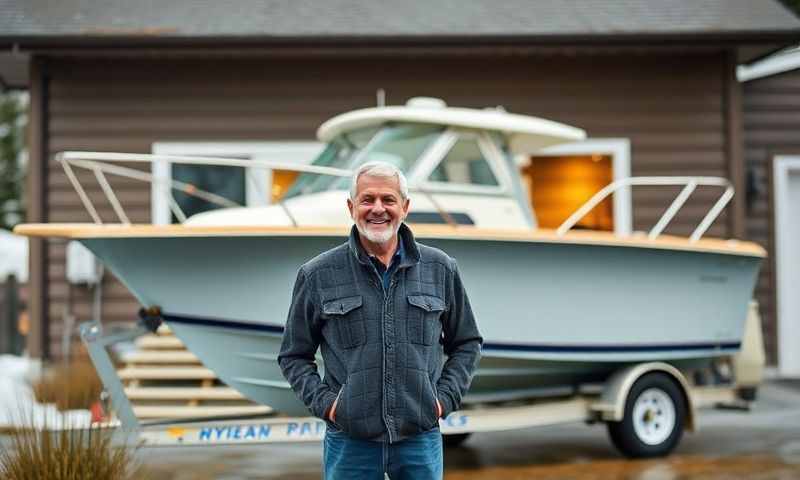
[[282, 123, 444, 199]]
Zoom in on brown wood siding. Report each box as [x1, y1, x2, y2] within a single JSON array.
[[43, 53, 734, 358], [742, 70, 800, 365]]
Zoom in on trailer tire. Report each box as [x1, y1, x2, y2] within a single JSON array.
[[737, 386, 758, 401], [607, 372, 686, 458], [442, 433, 471, 447]]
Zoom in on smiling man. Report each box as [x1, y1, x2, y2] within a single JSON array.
[[278, 161, 483, 479]]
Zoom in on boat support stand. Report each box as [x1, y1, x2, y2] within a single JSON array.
[[79, 306, 164, 431]]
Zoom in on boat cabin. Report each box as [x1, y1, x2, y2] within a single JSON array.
[[188, 98, 604, 231]]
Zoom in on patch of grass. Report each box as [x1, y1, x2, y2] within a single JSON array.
[[0, 418, 142, 480], [32, 358, 104, 412]]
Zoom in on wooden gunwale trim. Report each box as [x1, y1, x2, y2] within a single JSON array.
[[13, 223, 766, 258]]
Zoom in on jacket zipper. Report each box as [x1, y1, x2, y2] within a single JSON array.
[[370, 260, 404, 443], [380, 276, 397, 443]]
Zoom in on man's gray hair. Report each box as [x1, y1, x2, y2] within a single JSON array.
[[350, 161, 409, 200]]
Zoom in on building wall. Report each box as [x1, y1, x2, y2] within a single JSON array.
[[41, 52, 736, 358], [742, 69, 800, 365]]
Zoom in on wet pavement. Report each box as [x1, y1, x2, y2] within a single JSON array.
[[137, 380, 800, 479]]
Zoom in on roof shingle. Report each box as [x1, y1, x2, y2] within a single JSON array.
[[1, 0, 798, 39]]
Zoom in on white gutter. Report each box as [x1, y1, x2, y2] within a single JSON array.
[[738, 46, 800, 83]]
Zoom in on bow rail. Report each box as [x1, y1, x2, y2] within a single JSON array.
[[556, 176, 734, 243], [56, 151, 463, 228]]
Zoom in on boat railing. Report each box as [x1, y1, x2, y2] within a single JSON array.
[[556, 176, 734, 242], [56, 151, 464, 228], [56, 151, 353, 226], [58, 152, 733, 240]]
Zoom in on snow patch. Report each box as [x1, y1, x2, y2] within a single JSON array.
[[0, 355, 91, 429]]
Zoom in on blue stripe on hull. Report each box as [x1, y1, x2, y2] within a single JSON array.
[[163, 312, 740, 354], [164, 313, 284, 334], [484, 340, 740, 353]]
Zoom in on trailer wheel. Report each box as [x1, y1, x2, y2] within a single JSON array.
[[442, 433, 471, 447], [607, 372, 686, 458], [737, 386, 758, 402]]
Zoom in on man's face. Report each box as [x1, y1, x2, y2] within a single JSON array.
[[347, 174, 410, 245]]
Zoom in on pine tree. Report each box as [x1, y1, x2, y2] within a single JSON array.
[[0, 92, 27, 231]]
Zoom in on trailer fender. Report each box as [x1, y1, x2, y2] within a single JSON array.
[[591, 362, 695, 432], [733, 300, 766, 391]]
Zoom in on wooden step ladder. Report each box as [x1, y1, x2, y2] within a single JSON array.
[[117, 326, 272, 420]]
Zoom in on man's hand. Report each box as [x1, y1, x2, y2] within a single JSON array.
[[328, 393, 340, 422], [436, 398, 443, 418]]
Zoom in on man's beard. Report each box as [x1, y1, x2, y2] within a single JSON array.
[[356, 217, 403, 244]]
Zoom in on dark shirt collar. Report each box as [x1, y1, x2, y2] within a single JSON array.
[[368, 235, 404, 271]]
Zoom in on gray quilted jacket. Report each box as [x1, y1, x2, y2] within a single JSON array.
[[278, 223, 483, 443]]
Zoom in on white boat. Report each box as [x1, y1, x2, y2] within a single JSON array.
[[15, 98, 765, 418]]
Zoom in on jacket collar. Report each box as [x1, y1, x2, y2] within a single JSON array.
[[348, 222, 420, 269]]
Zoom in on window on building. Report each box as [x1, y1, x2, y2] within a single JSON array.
[[151, 141, 323, 224], [170, 163, 246, 223], [522, 154, 614, 231]]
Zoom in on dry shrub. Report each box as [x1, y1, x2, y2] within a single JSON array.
[[1, 351, 147, 480], [0, 419, 141, 480], [32, 358, 104, 412]]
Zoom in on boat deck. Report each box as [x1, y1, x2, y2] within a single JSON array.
[[14, 223, 767, 257]]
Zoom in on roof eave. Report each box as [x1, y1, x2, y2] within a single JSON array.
[[2, 30, 800, 52]]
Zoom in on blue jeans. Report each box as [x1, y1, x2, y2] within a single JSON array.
[[323, 428, 443, 480]]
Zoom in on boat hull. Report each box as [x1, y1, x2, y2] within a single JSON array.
[[80, 232, 761, 415]]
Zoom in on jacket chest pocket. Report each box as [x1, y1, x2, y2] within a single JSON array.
[[323, 295, 367, 349], [407, 294, 445, 345]]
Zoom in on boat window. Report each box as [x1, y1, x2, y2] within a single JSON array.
[[329, 123, 443, 191], [356, 124, 443, 172], [284, 124, 443, 198], [282, 126, 379, 199], [429, 137, 499, 186]]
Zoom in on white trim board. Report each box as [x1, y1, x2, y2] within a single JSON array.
[[150, 141, 323, 225], [773, 155, 800, 378], [535, 138, 632, 236]]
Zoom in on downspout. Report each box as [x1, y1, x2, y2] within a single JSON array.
[[26, 55, 50, 360], [724, 48, 746, 239]]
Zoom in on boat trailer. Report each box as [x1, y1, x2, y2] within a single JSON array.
[[80, 302, 765, 458]]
